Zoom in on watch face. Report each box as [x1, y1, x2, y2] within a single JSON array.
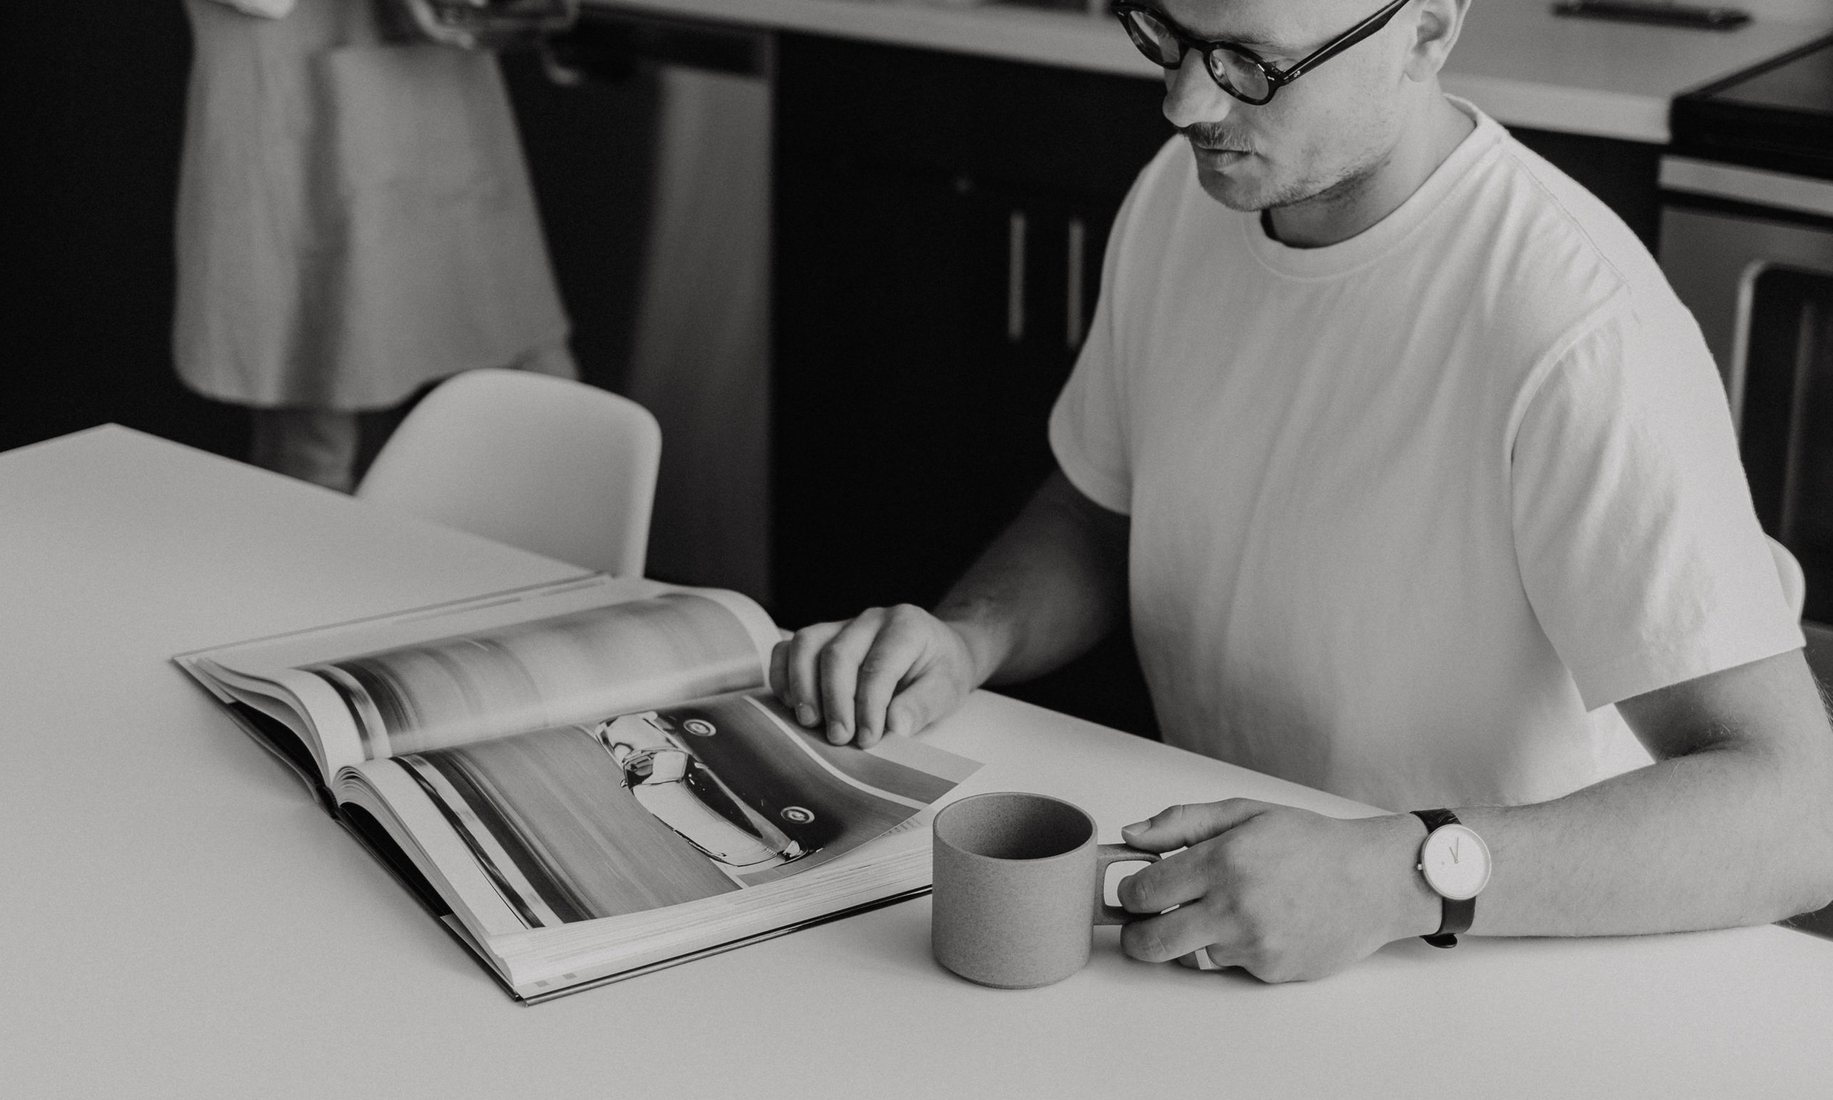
[[1420, 823, 1491, 901]]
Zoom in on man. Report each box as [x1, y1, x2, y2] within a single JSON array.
[[771, 0, 1833, 981]]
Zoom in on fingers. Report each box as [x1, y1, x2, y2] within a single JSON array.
[[1114, 847, 1211, 915], [1121, 903, 1241, 966], [817, 612, 884, 744], [852, 609, 929, 746], [1120, 799, 1270, 853], [772, 620, 843, 729], [770, 606, 970, 746], [768, 639, 790, 711]]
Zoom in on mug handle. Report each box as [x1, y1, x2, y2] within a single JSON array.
[[1093, 843, 1161, 926]]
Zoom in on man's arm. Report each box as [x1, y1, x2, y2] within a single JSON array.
[[1461, 648, 1833, 933], [770, 470, 1128, 746], [1114, 649, 1833, 982]]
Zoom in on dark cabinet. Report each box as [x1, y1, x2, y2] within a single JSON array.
[[772, 34, 1169, 735]]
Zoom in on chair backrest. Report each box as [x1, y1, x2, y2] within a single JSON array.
[[1769, 535, 1806, 621], [357, 369, 662, 577]]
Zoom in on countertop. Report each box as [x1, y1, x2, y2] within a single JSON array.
[[585, 0, 1833, 142]]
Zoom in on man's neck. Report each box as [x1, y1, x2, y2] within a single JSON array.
[[1264, 95, 1475, 249]]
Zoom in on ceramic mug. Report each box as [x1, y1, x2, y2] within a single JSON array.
[[931, 791, 1160, 989]]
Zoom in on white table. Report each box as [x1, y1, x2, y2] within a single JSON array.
[[5, 425, 1831, 1099]]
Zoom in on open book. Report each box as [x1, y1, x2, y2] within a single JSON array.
[[177, 575, 979, 1003]]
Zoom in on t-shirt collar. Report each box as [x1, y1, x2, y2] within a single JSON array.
[[1240, 96, 1502, 280]]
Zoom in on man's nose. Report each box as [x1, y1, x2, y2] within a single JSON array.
[[1161, 50, 1235, 130]]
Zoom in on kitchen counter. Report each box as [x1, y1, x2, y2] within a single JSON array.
[[586, 0, 1832, 142]]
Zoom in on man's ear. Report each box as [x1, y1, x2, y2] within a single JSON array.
[[1403, 0, 1468, 82]]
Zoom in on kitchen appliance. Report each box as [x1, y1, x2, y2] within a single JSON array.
[[1661, 34, 1833, 620]]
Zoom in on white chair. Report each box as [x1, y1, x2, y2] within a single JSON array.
[[357, 369, 662, 577], [1769, 535, 1806, 621]]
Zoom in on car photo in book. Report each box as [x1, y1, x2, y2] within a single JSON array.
[[395, 692, 952, 929], [176, 575, 980, 1001]]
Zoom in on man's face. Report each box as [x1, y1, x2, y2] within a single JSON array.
[[1158, 0, 1414, 212]]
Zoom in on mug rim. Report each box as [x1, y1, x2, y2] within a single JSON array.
[[933, 791, 1097, 863]]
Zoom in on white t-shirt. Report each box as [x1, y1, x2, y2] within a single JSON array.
[[1048, 102, 1802, 811]]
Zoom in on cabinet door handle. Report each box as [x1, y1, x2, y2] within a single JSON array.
[[1778, 297, 1824, 545], [1007, 210, 1027, 344], [1067, 217, 1087, 351]]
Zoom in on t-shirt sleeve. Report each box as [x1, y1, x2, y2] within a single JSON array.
[[1048, 179, 1141, 516], [1510, 308, 1804, 711]]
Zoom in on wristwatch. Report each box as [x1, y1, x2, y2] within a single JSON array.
[[1411, 809, 1491, 948]]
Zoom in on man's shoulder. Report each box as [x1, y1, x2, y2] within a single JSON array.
[[1453, 126, 1719, 414], [1456, 127, 1669, 325]]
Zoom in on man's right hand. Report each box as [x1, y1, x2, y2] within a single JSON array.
[[770, 471, 1127, 748], [769, 605, 984, 747]]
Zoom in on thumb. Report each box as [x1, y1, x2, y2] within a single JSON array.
[[883, 671, 962, 737], [1120, 799, 1271, 852]]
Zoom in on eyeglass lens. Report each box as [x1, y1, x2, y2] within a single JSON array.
[[1118, 8, 1273, 102]]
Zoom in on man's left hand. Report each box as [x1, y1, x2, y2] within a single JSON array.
[[1116, 800, 1436, 983]]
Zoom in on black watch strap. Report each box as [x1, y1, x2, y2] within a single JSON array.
[[1412, 809, 1474, 949]]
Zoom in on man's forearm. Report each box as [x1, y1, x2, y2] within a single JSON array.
[[1455, 745, 1833, 936], [1410, 651, 1833, 939], [934, 470, 1130, 687]]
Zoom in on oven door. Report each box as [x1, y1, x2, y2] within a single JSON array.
[[1658, 202, 1833, 425], [1733, 263, 1833, 619], [1659, 194, 1833, 620]]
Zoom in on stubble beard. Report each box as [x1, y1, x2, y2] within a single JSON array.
[[1189, 137, 1388, 218]]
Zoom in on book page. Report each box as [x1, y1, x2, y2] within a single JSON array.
[[337, 691, 980, 939], [186, 576, 782, 770]]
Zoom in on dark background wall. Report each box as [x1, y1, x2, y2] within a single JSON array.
[[3, 5, 248, 459]]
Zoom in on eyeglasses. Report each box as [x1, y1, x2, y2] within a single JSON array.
[[1112, 0, 1415, 106]]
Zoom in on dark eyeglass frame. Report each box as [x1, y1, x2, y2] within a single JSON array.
[[1111, 0, 1416, 106]]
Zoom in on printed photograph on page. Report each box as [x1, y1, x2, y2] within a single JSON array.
[[389, 691, 976, 929]]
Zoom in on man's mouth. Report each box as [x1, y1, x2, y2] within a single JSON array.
[[1190, 143, 1253, 169]]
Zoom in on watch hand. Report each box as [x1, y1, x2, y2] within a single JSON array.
[[1450, 837, 1460, 862]]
